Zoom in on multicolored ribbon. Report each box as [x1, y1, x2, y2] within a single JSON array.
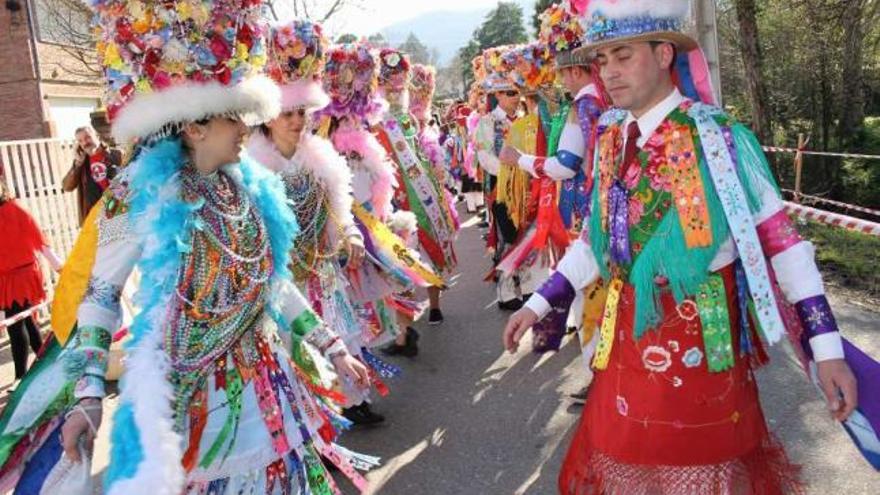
[[382, 117, 457, 271], [689, 103, 784, 344], [696, 274, 735, 372], [592, 278, 623, 370], [352, 203, 444, 288]]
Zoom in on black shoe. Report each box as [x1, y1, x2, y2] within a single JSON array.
[[478, 220, 490, 228], [498, 299, 524, 311], [428, 308, 444, 326], [342, 403, 385, 426], [569, 387, 588, 405], [381, 328, 418, 357], [406, 326, 420, 344]]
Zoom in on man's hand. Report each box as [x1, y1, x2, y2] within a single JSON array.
[[816, 358, 858, 422], [74, 148, 88, 167], [503, 307, 539, 353], [61, 398, 102, 463], [499, 145, 521, 164]]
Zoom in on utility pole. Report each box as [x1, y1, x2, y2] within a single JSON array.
[[692, 0, 723, 105]]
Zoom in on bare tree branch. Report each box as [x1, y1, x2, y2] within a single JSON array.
[[320, 0, 346, 22], [35, 0, 101, 78]]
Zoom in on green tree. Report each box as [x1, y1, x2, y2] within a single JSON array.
[[474, 2, 528, 49], [367, 32, 389, 48], [336, 33, 357, 44], [398, 32, 431, 65], [457, 2, 528, 92]]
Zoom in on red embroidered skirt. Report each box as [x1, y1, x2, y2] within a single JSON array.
[[0, 262, 45, 309], [559, 266, 804, 494]]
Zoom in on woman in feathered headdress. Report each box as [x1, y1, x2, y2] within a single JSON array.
[[0, 2, 373, 493], [373, 50, 458, 334], [247, 19, 394, 426]]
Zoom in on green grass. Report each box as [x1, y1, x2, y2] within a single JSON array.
[[796, 219, 880, 297]]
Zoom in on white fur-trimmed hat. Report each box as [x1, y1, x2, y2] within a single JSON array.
[[92, 0, 280, 144]]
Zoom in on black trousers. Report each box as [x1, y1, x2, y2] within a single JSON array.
[[2, 300, 43, 379]]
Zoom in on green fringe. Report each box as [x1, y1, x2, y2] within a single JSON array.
[[590, 115, 778, 338], [731, 122, 780, 214]]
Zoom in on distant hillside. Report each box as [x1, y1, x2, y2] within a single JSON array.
[[380, 0, 535, 64]]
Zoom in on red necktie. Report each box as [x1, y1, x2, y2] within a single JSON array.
[[619, 120, 641, 180]]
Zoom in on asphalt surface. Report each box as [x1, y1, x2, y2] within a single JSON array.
[[0, 208, 877, 494]]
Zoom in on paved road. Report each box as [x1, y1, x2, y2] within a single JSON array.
[[0, 209, 877, 494]]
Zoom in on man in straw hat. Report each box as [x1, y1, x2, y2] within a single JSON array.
[[505, 1, 875, 492], [501, 0, 606, 230], [499, 2, 609, 365], [475, 45, 535, 311]]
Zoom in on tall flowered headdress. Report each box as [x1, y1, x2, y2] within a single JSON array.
[[318, 42, 381, 120], [481, 45, 516, 93], [409, 64, 436, 121], [377, 47, 411, 92], [503, 43, 555, 92], [92, 0, 280, 144], [576, 0, 715, 104], [538, 1, 591, 68], [267, 19, 330, 111]]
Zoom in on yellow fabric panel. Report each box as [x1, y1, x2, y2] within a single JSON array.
[[50, 202, 101, 345], [579, 279, 609, 347], [497, 114, 537, 229]]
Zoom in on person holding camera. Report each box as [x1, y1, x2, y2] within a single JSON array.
[[61, 126, 122, 224]]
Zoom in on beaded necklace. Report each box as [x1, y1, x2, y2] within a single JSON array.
[[281, 167, 345, 279], [167, 166, 273, 425]]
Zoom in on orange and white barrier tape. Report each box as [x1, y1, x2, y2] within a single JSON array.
[[781, 190, 880, 218], [764, 146, 880, 160], [784, 201, 880, 237]]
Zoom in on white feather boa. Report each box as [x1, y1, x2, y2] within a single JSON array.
[[330, 122, 397, 220], [246, 131, 356, 233]]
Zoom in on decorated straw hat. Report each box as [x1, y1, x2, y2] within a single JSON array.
[[538, 1, 591, 69], [318, 42, 382, 120], [575, 0, 715, 104], [92, 0, 280, 144], [409, 64, 436, 121], [577, 0, 698, 53], [267, 19, 330, 112], [481, 45, 517, 93], [503, 43, 555, 93], [377, 47, 411, 92]]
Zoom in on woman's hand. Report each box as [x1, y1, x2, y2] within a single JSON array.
[[61, 398, 102, 463], [331, 353, 371, 389]]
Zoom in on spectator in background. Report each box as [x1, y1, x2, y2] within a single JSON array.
[[62, 126, 122, 224], [0, 181, 62, 382], [90, 108, 116, 149]]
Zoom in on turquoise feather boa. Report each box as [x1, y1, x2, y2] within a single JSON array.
[[105, 138, 299, 489]]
